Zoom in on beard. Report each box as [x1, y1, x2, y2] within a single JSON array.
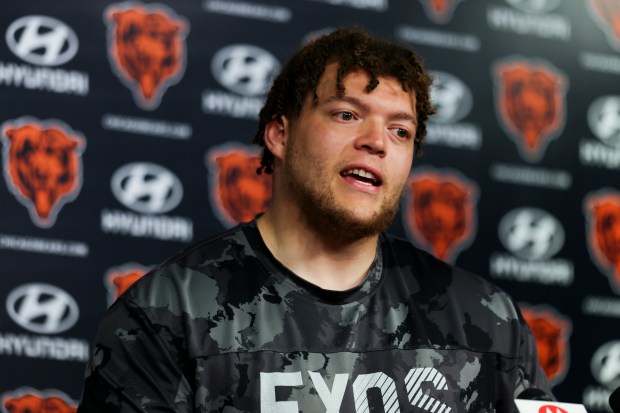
[[283, 144, 403, 242]]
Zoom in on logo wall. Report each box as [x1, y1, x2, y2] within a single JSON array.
[[1, 387, 77, 413], [203, 44, 280, 119], [206, 143, 272, 228], [104, 2, 189, 110], [403, 168, 478, 264], [490, 207, 573, 286], [427, 70, 481, 150], [493, 57, 568, 162], [101, 161, 193, 242], [583, 340, 620, 411], [520, 303, 571, 386], [584, 189, 620, 294], [418, 0, 467, 24], [2, 15, 89, 96], [1, 117, 85, 228], [588, 0, 620, 52]]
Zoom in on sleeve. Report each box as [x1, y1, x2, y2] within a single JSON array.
[[77, 297, 192, 413], [512, 301, 555, 401]]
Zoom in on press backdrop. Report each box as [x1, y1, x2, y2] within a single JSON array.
[[1, 0, 620, 411]]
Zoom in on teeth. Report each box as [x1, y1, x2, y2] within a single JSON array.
[[344, 168, 377, 184]]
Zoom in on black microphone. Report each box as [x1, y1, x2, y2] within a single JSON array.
[[516, 387, 553, 402], [610, 386, 620, 413]]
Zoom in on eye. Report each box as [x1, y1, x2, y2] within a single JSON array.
[[335, 111, 354, 121], [394, 128, 410, 139]]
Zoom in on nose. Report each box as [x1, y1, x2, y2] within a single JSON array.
[[354, 120, 386, 157]]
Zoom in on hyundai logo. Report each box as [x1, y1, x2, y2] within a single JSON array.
[[211, 44, 280, 96], [6, 15, 79, 66], [6, 283, 79, 334], [591, 340, 620, 390], [588, 95, 620, 148], [111, 162, 183, 214], [498, 207, 565, 260], [430, 71, 473, 124]]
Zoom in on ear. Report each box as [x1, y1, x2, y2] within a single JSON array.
[[263, 115, 290, 161]]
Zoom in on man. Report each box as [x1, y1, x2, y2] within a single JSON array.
[[78, 28, 550, 412]]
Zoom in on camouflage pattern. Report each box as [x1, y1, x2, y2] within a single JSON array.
[[78, 222, 550, 412]]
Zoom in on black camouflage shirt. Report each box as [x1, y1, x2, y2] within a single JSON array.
[[78, 221, 551, 412]]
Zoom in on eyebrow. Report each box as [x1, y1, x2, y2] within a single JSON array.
[[322, 95, 418, 127]]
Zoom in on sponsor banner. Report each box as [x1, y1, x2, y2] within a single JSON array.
[[395, 25, 480, 53], [489, 163, 572, 190], [101, 162, 193, 242], [427, 70, 482, 150], [492, 56, 568, 163], [583, 189, 620, 295], [1, 387, 78, 412], [203, 44, 280, 119], [582, 295, 620, 319], [486, 0, 570, 41], [104, 2, 189, 110], [579, 51, 620, 76], [1, 117, 86, 228], [1, 15, 89, 96], [417, 0, 467, 24], [2, 283, 89, 362], [304, 0, 388, 12], [520, 303, 572, 386], [0, 234, 88, 258], [402, 167, 478, 264], [101, 113, 192, 140], [205, 143, 272, 228], [202, 0, 293, 23], [490, 207, 574, 287]]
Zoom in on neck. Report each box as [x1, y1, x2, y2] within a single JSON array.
[[257, 206, 380, 291]]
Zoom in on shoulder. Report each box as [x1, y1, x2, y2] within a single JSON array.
[[382, 232, 521, 322], [117, 222, 263, 316]]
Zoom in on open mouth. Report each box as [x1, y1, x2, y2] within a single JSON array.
[[340, 168, 382, 186]]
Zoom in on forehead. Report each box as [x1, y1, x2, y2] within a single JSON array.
[[314, 62, 417, 111]]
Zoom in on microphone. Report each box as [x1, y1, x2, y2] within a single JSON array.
[[610, 386, 620, 413], [517, 387, 553, 401], [514, 388, 588, 412]]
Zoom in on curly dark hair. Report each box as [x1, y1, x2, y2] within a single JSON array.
[[253, 27, 436, 175]]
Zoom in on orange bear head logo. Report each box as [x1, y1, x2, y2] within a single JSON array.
[[105, 3, 188, 110], [584, 191, 620, 293], [1, 119, 85, 228], [206, 144, 272, 228], [588, 0, 620, 52], [2, 389, 77, 413], [418, 0, 466, 24], [404, 169, 478, 263], [521, 305, 571, 386], [105, 263, 151, 306], [494, 59, 567, 162]]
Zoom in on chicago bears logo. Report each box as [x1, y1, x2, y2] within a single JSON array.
[[493, 58, 567, 162], [418, 0, 467, 24], [104, 263, 151, 306], [206, 143, 272, 228], [403, 168, 478, 263], [2, 388, 77, 413], [1, 118, 85, 228], [584, 190, 620, 294], [588, 0, 620, 52], [520, 304, 571, 386], [104, 2, 189, 110]]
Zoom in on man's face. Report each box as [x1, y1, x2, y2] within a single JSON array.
[[281, 63, 417, 239]]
